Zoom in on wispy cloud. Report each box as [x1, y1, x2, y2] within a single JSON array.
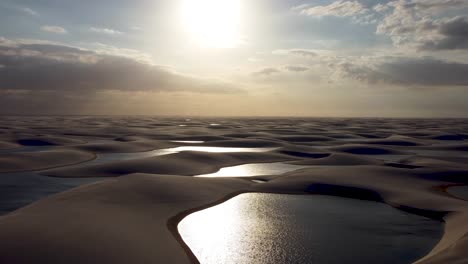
[[19, 7, 38, 16], [273, 49, 318, 58], [130, 26, 143, 32], [89, 27, 124, 35], [252, 67, 281, 76], [293, 1, 368, 17], [40, 25, 67, 34], [284, 65, 309, 72], [90, 43, 152, 64]]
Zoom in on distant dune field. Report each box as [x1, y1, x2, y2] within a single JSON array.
[[0, 117, 467, 263]]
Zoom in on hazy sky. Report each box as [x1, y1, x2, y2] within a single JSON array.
[[0, 0, 467, 117]]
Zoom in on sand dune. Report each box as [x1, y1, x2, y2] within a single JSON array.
[[0, 116, 467, 263], [359, 135, 426, 146], [0, 175, 252, 264], [400, 156, 468, 169], [0, 149, 95, 173], [1, 165, 468, 263], [42, 151, 294, 178], [15, 136, 87, 146], [71, 140, 175, 154], [194, 139, 284, 148], [289, 153, 383, 166], [0, 141, 19, 150]]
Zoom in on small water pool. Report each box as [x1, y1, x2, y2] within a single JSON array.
[[0, 146, 279, 215], [0, 172, 102, 215], [196, 163, 309, 178], [179, 193, 442, 264], [447, 185, 468, 200], [89, 146, 279, 165]]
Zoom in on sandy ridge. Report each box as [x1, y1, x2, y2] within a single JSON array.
[[1, 165, 468, 263]]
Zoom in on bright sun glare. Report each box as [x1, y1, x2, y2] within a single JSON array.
[[181, 0, 242, 48]]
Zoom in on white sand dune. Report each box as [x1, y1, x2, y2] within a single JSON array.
[[0, 149, 96, 173], [0, 116, 467, 263]]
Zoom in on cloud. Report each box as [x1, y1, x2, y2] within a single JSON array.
[[295, 0, 468, 50], [252, 67, 281, 76], [334, 56, 468, 86], [40, 25, 67, 34], [130, 26, 143, 32], [403, 0, 468, 13], [375, 0, 468, 50], [249, 65, 314, 82], [284, 65, 309, 72], [294, 1, 368, 17], [289, 49, 317, 57], [89, 27, 124, 35], [373, 3, 390, 13], [274, 49, 318, 58], [0, 38, 241, 94], [418, 16, 468, 50], [293, 1, 379, 24], [19, 7, 38, 16], [247, 57, 262, 62], [89, 42, 152, 63]]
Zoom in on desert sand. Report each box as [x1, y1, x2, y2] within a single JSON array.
[[0, 116, 467, 263]]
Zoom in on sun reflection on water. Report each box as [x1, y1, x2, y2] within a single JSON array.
[[171, 141, 205, 144], [172, 146, 278, 153], [178, 193, 442, 264], [179, 194, 269, 264], [90, 146, 278, 165], [197, 163, 309, 177]]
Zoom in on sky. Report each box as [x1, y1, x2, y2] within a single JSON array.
[[0, 0, 467, 117]]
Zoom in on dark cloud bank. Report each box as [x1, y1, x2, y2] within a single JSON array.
[[0, 40, 239, 94], [336, 57, 468, 87], [419, 16, 468, 51], [0, 39, 243, 114], [1, 35, 468, 115]]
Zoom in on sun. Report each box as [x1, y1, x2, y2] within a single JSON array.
[[180, 0, 242, 48]]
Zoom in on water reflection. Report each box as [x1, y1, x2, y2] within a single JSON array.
[[360, 154, 412, 163], [88, 146, 278, 166], [409, 149, 468, 158], [171, 141, 205, 144], [179, 193, 442, 264], [197, 163, 309, 178], [173, 146, 277, 153], [0, 172, 102, 215], [447, 186, 468, 200], [0, 146, 53, 154], [251, 180, 267, 183]]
